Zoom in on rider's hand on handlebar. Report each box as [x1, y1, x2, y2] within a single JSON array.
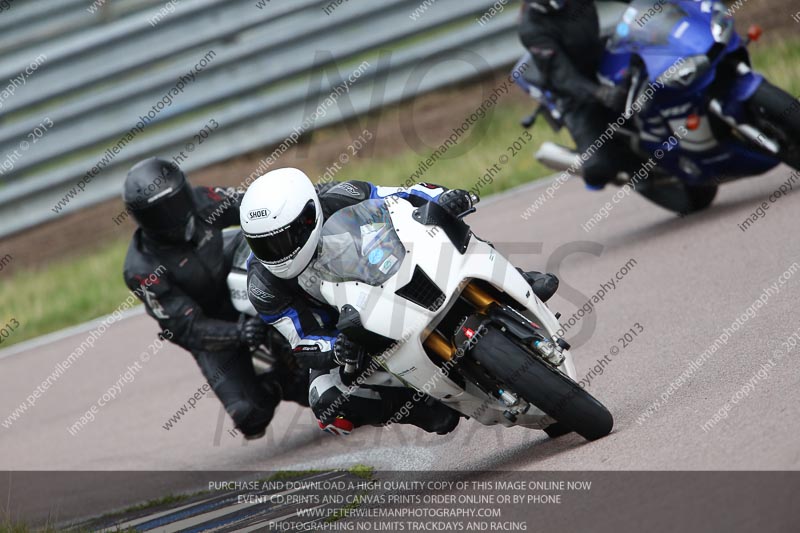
[[438, 189, 479, 219], [238, 316, 268, 351], [595, 84, 627, 113], [333, 333, 366, 385]]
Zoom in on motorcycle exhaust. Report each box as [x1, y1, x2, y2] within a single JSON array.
[[535, 142, 584, 175]]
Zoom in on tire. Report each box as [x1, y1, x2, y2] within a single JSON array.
[[470, 327, 613, 441], [747, 80, 800, 170], [685, 184, 719, 212], [543, 422, 572, 438], [635, 181, 718, 216]]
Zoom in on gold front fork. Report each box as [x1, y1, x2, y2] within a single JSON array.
[[424, 331, 455, 362], [460, 282, 498, 311], [422, 281, 500, 362]]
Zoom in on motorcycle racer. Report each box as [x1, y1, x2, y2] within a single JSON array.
[[121, 157, 307, 439], [241, 167, 559, 435], [519, 0, 636, 188]]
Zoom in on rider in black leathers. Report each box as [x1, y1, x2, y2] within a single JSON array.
[[519, 0, 634, 188], [121, 158, 307, 439]]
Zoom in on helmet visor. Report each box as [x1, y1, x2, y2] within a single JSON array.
[[131, 184, 195, 234], [245, 200, 318, 264]]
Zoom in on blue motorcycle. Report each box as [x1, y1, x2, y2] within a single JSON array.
[[514, 0, 800, 214]]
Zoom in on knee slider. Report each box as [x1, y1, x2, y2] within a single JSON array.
[[309, 384, 343, 424]]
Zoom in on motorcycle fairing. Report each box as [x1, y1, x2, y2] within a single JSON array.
[[517, 0, 782, 185], [318, 198, 576, 427]]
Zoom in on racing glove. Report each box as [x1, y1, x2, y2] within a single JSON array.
[[333, 333, 366, 386], [238, 315, 268, 351], [438, 189, 478, 219]]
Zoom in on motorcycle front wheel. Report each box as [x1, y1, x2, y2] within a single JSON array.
[[469, 326, 613, 441], [634, 180, 718, 216], [747, 80, 800, 170]]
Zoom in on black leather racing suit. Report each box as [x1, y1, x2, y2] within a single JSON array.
[[519, 0, 635, 187], [246, 181, 456, 432], [123, 186, 304, 437]]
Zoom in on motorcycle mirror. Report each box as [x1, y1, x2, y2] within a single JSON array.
[[747, 25, 763, 43]]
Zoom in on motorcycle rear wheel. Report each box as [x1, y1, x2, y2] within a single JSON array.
[[470, 327, 613, 441]]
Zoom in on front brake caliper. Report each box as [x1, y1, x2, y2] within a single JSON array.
[[533, 339, 565, 367]]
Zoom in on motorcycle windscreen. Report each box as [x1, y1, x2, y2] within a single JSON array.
[[231, 233, 252, 271], [313, 199, 405, 286], [611, 1, 688, 48]]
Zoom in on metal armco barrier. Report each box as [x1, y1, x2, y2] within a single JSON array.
[[0, 0, 521, 237]]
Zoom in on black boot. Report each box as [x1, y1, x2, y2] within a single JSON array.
[[226, 396, 278, 440], [195, 349, 280, 440], [520, 269, 559, 302], [261, 356, 310, 407]]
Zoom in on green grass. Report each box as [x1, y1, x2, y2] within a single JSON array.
[[0, 515, 99, 533], [114, 493, 190, 514], [0, 239, 133, 348], [0, 469, 374, 532], [324, 465, 375, 524], [328, 99, 573, 194], [70, 492, 201, 532], [348, 464, 375, 480], [324, 491, 367, 524], [750, 36, 800, 96], [2, 37, 799, 349]]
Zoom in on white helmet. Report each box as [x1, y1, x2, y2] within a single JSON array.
[[240, 168, 322, 279]]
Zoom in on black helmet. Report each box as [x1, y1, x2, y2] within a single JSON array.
[[526, 0, 567, 14], [123, 157, 196, 243]]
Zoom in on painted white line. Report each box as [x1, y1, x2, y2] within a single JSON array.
[[99, 494, 219, 533], [154, 495, 266, 533], [260, 505, 327, 532], [0, 306, 145, 362], [102, 472, 345, 532], [144, 472, 343, 532]]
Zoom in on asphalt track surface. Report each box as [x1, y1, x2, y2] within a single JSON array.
[[2, 165, 800, 529]]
